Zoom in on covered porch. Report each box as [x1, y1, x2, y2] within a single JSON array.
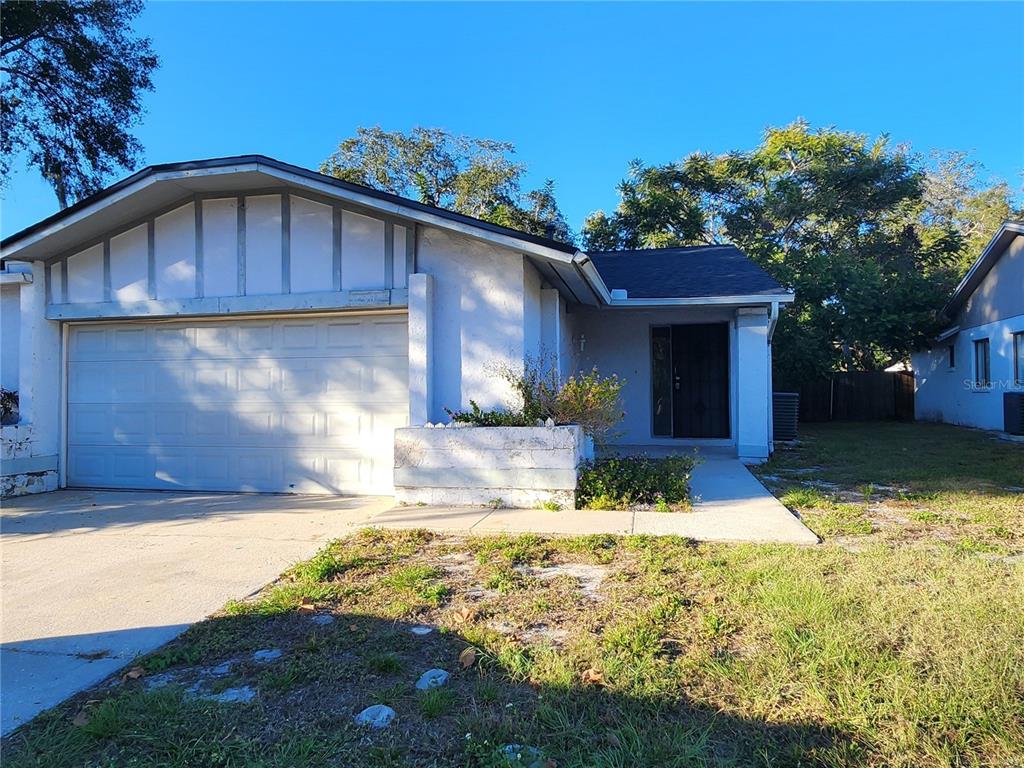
[[572, 304, 778, 463]]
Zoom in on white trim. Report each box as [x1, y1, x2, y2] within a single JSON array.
[[608, 293, 795, 307], [59, 322, 68, 489]]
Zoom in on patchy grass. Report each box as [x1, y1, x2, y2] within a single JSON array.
[[758, 422, 1024, 552], [7, 514, 1023, 767]]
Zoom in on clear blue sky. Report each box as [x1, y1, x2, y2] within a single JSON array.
[[3, 1, 1023, 236]]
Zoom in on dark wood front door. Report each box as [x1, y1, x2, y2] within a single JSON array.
[[652, 323, 730, 438]]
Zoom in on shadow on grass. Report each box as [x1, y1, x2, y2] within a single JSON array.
[[2, 611, 864, 768]]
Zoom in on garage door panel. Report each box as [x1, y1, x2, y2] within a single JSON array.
[[67, 315, 408, 494]]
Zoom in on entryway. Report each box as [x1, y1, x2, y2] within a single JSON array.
[[651, 323, 730, 438]]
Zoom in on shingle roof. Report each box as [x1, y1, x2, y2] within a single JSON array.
[[589, 245, 787, 299]]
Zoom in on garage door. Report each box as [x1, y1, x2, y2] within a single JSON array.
[[67, 314, 408, 494]]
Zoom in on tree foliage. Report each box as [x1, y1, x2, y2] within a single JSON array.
[[321, 126, 571, 242], [1, 0, 158, 208], [583, 121, 1017, 386]]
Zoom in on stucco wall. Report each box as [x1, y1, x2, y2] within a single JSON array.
[[913, 312, 1024, 430], [394, 424, 587, 507], [960, 234, 1023, 330], [416, 226, 530, 420]]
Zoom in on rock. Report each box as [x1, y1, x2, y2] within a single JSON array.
[[354, 703, 396, 728], [208, 661, 233, 676], [499, 744, 546, 767], [207, 686, 257, 704], [144, 672, 177, 691], [252, 648, 283, 663], [415, 668, 449, 690], [544, 417, 555, 427], [311, 614, 335, 626], [410, 625, 433, 636]]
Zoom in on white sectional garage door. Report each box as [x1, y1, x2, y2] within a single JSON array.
[[67, 314, 408, 494]]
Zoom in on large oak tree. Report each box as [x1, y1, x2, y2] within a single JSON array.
[[583, 121, 1017, 386]]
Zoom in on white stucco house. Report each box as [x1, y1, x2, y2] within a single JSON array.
[[0, 155, 793, 498], [912, 221, 1024, 432]]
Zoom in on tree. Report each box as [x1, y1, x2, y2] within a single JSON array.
[[582, 121, 994, 386], [321, 127, 571, 242], [1, 0, 158, 209]]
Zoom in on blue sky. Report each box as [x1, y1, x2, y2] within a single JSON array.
[[3, 1, 1023, 236]]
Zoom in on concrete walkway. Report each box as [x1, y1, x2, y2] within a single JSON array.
[[368, 456, 819, 544], [0, 490, 391, 734]]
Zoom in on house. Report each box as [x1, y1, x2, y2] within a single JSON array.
[[912, 221, 1024, 431], [0, 155, 793, 498]]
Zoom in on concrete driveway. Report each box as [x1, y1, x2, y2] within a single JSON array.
[[0, 489, 391, 735]]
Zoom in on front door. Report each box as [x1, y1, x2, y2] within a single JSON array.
[[651, 323, 730, 438]]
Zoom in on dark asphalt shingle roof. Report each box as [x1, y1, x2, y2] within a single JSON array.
[[589, 245, 787, 299]]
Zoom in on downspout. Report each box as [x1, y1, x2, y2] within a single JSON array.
[[767, 300, 779, 341]]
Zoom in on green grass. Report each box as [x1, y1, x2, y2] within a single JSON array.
[[5, 424, 1022, 767], [759, 422, 1024, 549]]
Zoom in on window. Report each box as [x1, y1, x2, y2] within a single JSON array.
[[1015, 332, 1024, 387], [973, 338, 990, 388], [947, 344, 956, 369]]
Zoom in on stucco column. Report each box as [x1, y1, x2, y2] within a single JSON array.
[[735, 307, 771, 463], [407, 272, 434, 425], [540, 287, 562, 374]]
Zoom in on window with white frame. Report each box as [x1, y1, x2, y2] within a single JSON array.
[[973, 338, 990, 388]]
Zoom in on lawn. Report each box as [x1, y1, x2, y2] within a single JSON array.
[[756, 422, 1024, 553], [4, 423, 1023, 768]]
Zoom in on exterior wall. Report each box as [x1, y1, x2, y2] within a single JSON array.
[[913, 233, 1023, 432], [394, 424, 589, 508], [45, 191, 410, 321], [960, 234, 1023, 329], [735, 308, 771, 462], [1, 262, 60, 497], [416, 226, 532, 421], [913, 313, 1024, 430]]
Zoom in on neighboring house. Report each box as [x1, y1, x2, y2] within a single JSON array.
[[0, 155, 792, 497], [912, 221, 1024, 431]]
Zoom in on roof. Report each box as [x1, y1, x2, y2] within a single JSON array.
[[0, 154, 577, 257], [590, 245, 789, 300], [942, 221, 1024, 317]]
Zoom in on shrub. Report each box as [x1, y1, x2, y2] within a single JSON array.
[[576, 455, 695, 510], [445, 359, 625, 441]]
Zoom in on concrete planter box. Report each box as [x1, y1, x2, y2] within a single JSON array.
[[1, 423, 58, 498], [394, 424, 594, 508]]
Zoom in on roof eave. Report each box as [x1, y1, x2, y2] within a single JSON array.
[[0, 155, 578, 265], [605, 292, 795, 307]]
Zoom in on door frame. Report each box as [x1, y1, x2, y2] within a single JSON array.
[[649, 322, 732, 440]]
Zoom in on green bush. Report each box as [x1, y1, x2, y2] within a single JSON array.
[[445, 359, 625, 441], [576, 455, 695, 510]]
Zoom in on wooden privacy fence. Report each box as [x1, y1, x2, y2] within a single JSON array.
[[799, 371, 915, 422]]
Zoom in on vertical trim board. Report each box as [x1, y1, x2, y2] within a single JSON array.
[[102, 240, 111, 301], [60, 259, 69, 303], [384, 222, 395, 290], [194, 196, 205, 298], [281, 194, 291, 294], [146, 220, 156, 299], [237, 195, 246, 296], [332, 205, 342, 291]]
